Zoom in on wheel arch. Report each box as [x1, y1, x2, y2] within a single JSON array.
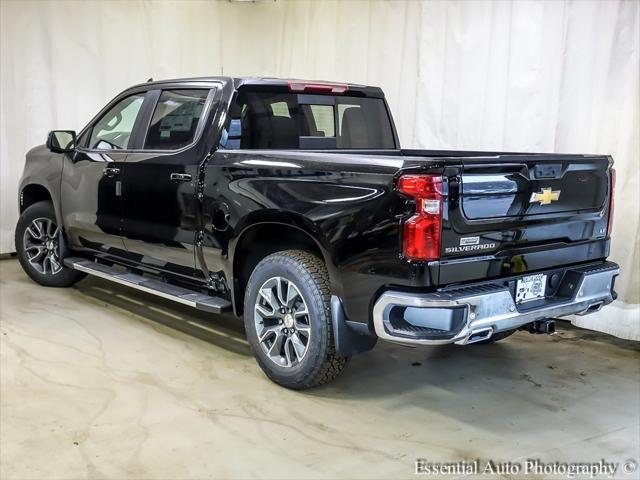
[[230, 218, 341, 316], [21, 181, 66, 225], [18, 182, 68, 250], [20, 183, 54, 214]]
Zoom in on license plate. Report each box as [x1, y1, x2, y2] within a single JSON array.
[[515, 274, 547, 303]]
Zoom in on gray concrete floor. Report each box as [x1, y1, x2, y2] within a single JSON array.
[[1, 258, 638, 479]]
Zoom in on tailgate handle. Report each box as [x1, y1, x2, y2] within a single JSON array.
[[533, 164, 562, 179]]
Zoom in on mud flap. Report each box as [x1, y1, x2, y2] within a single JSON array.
[[331, 295, 377, 356]]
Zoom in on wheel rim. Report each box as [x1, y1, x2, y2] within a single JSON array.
[[22, 217, 63, 275], [254, 276, 311, 368]]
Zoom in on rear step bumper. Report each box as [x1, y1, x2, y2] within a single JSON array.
[[64, 257, 232, 314], [372, 261, 619, 346]]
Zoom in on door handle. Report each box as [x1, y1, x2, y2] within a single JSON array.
[[102, 166, 120, 178], [170, 173, 192, 182]]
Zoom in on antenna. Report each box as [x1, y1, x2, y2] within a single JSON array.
[[147, 77, 153, 82]]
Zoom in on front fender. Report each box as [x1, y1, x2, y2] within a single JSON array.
[[18, 145, 65, 227]]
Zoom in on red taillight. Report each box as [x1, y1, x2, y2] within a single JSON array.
[[397, 175, 443, 261], [607, 167, 616, 236], [288, 82, 348, 94]]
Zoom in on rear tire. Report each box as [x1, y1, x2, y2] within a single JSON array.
[[15, 201, 86, 287], [473, 329, 516, 344], [243, 250, 349, 389]]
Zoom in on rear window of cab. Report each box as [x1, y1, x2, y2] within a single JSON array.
[[220, 90, 395, 150]]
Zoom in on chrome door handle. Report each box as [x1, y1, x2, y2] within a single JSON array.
[[170, 173, 192, 182], [102, 166, 120, 178]]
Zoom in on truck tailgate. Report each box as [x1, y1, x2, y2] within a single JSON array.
[[460, 157, 609, 219], [441, 154, 613, 262]]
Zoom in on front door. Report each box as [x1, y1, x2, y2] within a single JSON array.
[[61, 92, 147, 255], [122, 88, 214, 280]]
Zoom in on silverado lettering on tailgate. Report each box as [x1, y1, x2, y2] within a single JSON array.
[[445, 236, 496, 254]]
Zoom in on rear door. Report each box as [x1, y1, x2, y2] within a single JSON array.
[[122, 87, 215, 280], [442, 155, 612, 258]]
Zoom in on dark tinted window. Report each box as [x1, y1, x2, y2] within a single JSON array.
[[144, 89, 209, 150], [89, 93, 145, 150], [221, 90, 395, 150]]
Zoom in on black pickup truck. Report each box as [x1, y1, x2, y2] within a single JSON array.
[[16, 77, 619, 389]]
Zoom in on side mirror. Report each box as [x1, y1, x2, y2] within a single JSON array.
[[46, 130, 76, 153]]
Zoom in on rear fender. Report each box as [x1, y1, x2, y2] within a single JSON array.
[[229, 211, 343, 297]]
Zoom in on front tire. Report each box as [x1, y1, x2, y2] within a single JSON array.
[[15, 201, 85, 287], [244, 250, 349, 389]]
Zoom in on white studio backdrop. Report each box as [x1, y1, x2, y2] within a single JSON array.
[[1, 0, 638, 338]]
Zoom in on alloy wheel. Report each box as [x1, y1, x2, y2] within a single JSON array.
[[22, 217, 62, 275], [254, 276, 311, 368]]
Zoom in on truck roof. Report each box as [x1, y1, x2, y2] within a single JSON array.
[[132, 76, 385, 97]]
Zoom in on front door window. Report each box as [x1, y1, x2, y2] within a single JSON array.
[[89, 94, 145, 150]]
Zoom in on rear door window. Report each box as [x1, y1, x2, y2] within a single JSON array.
[[144, 89, 209, 150], [222, 90, 395, 150]]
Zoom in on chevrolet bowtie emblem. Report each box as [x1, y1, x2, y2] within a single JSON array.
[[530, 187, 561, 205]]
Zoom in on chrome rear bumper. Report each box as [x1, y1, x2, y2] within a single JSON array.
[[372, 262, 619, 346]]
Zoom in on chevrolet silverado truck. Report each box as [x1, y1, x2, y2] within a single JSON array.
[[16, 76, 619, 389]]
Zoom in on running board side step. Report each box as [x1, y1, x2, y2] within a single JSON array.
[[64, 257, 232, 314]]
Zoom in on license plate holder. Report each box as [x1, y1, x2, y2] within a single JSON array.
[[515, 274, 547, 304]]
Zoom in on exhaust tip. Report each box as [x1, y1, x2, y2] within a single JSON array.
[[587, 302, 604, 313], [577, 302, 605, 316], [467, 327, 493, 344]]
